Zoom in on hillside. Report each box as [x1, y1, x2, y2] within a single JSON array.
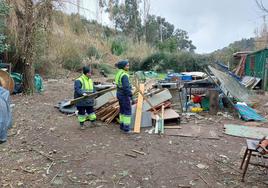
[[210, 38, 255, 68]]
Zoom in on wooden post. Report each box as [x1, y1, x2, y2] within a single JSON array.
[[264, 58, 268, 91], [209, 89, 219, 115]]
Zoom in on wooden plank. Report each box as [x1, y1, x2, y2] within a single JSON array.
[[100, 108, 116, 121], [61, 87, 116, 107], [106, 108, 119, 124], [164, 126, 182, 129], [134, 83, 145, 133]]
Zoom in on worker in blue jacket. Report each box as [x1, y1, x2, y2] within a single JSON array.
[[74, 66, 96, 129], [115, 60, 132, 133]]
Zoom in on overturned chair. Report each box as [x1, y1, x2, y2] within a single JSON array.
[[240, 139, 268, 182]]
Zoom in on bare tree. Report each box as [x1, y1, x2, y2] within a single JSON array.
[[255, 0, 268, 49], [256, 0, 268, 13], [7, 0, 60, 93]]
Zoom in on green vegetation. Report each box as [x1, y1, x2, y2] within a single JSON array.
[[0, 1, 9, 53], [4, 0, 258, 87], [211, 38, 255, 69], [111, 39, 126, 56], [93, 63, 116, 75], [87, 46, 101, 59]]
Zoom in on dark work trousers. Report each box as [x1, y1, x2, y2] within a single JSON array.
[[117, 93, 132, 131], [77, 106, 94, 116]]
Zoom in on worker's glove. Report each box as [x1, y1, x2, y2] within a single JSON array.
[[82, 93, 88, 96]]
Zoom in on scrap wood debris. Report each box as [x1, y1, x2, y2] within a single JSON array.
[[95, 98, 119, 124]]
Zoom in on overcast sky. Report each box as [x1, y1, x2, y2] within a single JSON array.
[[150, 0, 268, 53], [67, 0, 268, 54]]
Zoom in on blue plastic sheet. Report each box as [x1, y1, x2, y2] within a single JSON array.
[[234, 104, 266, 122], [0, 87, 12, 142]]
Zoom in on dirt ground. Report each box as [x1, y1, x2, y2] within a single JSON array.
[[1, 76, 268, 188]]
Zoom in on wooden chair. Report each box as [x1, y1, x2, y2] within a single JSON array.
[[240, 139, 268, 182]]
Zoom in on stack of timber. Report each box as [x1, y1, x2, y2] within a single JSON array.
[[95, 98, 119, 124]]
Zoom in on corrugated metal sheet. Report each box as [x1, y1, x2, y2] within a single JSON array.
[[245, 48, 268, 79]]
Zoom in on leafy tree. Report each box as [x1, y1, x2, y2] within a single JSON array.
[[156, 16, 174, 41], [141, 52, 201, 72], [145, 14, 159, 44], [157, 37, 177, 53], [210, 38, 255, 69], [0, 0, 9, 54], [173, 29, 196, 52], [107, 0, 142, 41]]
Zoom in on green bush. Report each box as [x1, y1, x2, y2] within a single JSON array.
[[0, 1, 10, 53], [141, 52, 170, 71], [93, 63, 116, 74], [157, 38, 177, 53], [128, 57, 142, 71], [141, 51, 200, 72], [111, 39, 126, 56], [87, 46, 101, 59], [63, 55, 83, 71]]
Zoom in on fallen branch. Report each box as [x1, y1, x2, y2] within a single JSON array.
[[197, 174, 210, 187], [27, 146, 54, 161], [46, 162, 55, 175], [20, 166, 35, 174], [50, 171, 61, 184], [125, 153, 137, 158], [67, 176, 88, 185], [131, 149, 146, 155], [214, 158, 241, 174]]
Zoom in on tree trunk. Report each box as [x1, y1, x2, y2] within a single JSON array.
[[22, 0, 35, 94], [22, 58, 34, 93]]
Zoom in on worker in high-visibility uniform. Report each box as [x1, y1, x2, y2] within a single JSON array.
[[115, 60, 132, 133], [74, 66, 96, 129]]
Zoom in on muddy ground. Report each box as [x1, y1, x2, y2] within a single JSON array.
[[1, 77, 268, 188]]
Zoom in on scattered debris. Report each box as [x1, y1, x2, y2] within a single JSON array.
[[234, 104, 266, 122], [131, 149, 146, 155], [196, 163, 209, 169], [46, 162, 55, 175], [224, 124, 268, 139], [125, 153, 137, 158]]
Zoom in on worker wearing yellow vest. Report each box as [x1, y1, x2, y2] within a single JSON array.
[[74, 66, 96, 129], [115, 60, 132, 133]]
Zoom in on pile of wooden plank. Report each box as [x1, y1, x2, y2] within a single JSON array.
[[95, 98, 119, 124]]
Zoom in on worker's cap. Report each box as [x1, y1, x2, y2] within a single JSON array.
[[116, 60, 129, 69], [83, 66, 91, 74]]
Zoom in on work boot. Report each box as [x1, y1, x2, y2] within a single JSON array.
[[123, 126, 132, 134], [80, 122, 85, 130], [123, 130, 133, 134], [120, 123, 124, 131], [0, 140, 6, 144]]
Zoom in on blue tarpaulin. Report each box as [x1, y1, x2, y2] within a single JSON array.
[[0, 87, 12, 142], [234, 104, 266, 122]]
